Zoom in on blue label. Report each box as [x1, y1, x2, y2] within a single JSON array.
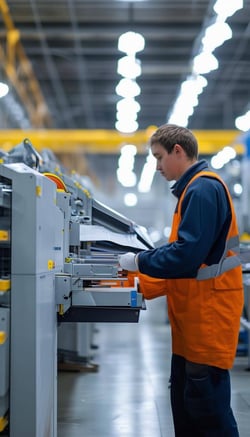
[[246, 133, 250, 158], [130, 290, 137, 307]]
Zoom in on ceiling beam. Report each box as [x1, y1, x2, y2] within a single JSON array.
[[0, 129, 245, 155]]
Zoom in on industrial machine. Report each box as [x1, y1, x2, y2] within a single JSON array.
[[0, 139, 153, 436]]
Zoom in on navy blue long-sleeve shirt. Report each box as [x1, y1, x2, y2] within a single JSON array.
[[138, 160, 232, 279]]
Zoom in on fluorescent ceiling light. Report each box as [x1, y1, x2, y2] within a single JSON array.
[[124, 192, 138, 207], [116, 31, 144, 132], [116, 144, 137, 187], [118, 31, 145, 55], [117, 56, 141, 79], [168, 74, 208, 126], [211, 146, 236, 169], [233, 183, 243, 195], [194, 74, 208, 92], [168, 112, 189, 127], [120, 144, 137, 155], [116, 110, 137, 122], [116, 78, 141, 98], [202, 21, 232, 52], [115, 119, 139, 133], [138, 151, 156, 193], [193, 52, 219, 74], [235, 110, 250, 131], [0, 82, 9, 98], [167, 0, 241, 129], [213, 0, 243, 20], [116, 98, 141, 113], [117, 168, 137, 187]]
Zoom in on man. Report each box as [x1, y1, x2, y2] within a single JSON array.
[[119, 124, 244, 436]]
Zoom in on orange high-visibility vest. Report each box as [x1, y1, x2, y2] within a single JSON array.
[[139, 171, 244, 369]]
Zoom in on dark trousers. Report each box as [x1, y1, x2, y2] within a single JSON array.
[[170, 354, 239, 437]]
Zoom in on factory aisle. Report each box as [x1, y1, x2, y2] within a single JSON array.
[[57, 298, 250, 437]]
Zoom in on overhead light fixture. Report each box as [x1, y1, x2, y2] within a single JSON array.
[[115, 119, 139, 133], [117, 169, 137, 187], [211, 146, 236, 169], [138, 150, 156, 193], [116, 98, 141, 113], [116, 110, 137, 122], [233, 183, 243, 196], [120, 144, 137, 155], [117, 143, 137, 186], [118, 31, 145, 55], [213, 0, 243, 20], [202, 20, 232, 52], [180, 76, 206, 104], [115, 28, 145, 133], [193, 52, 219, 75], [0, 82, 9, 98], [117, 56, 141, 79], [124, 192, 138, 207], [116, 100, 139, 123], [167, 0, 241, 128], [168, 74, 208, 127], [116, 78, 141, 98], [235, 110, 250, 132]]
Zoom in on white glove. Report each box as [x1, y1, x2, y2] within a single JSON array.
[[118, 252, 138, 271]]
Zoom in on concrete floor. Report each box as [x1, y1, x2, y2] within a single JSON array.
[[57, 297, 250, 437]]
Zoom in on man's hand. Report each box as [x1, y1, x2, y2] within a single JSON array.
[[118, 252, 138, 271]]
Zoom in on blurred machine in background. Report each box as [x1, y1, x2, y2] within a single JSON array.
[[0, 139, 153, 436]]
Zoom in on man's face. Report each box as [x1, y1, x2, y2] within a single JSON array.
[[151, 142, 179, 181]]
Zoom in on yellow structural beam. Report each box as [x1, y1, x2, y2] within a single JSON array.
[[0, 129, 245, 155]]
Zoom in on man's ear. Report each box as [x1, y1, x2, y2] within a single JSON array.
[[174, 143, 183, 155]]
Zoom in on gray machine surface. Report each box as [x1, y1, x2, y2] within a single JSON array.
[[0, 139, 154, 436], [0, 163, 63, 436]]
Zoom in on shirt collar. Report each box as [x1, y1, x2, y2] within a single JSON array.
[[171, 159, 209, 198]]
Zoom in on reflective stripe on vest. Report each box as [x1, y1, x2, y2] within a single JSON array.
[[196, 235, 241, 281]]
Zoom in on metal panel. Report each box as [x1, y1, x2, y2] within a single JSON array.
[[0, 163, 64, 275], [72, 288, 143, 307], [0, 307, 9, 419], [0, 307, 9, 398], [58, 306, 143, 323], [10, 274, 57, 437], [0, 163, 65, 437]]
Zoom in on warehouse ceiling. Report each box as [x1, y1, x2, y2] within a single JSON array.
[[0, 0, 250, 131], [0, 0, 248, 237]]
